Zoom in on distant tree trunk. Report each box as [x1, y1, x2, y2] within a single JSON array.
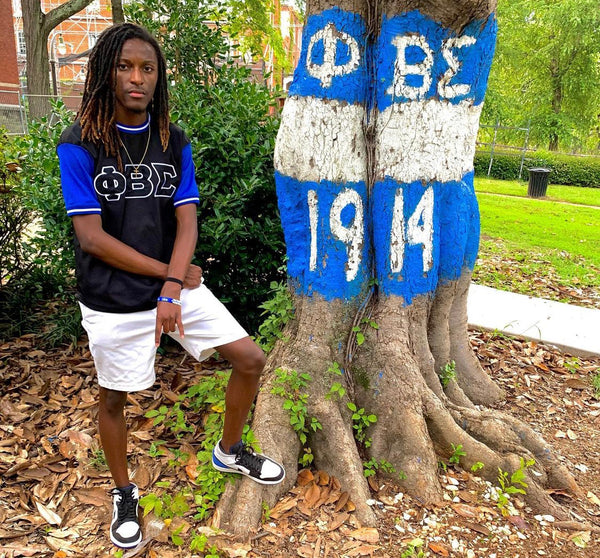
[[21, 0, 94, 120], [214, 0, 581, 538], [548, 57, 563, 151], [111, 0, 125, 24]]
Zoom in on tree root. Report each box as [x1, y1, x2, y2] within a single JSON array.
[[354, 290, 580, 520], [429, 275, 504, 406], [213, 296, 376, 537], [215, 278, 582, 536]]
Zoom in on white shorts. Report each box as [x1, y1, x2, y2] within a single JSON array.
[[79, 284, 248, 392]]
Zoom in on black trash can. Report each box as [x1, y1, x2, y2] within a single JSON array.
[[527, 167, 551, 198]]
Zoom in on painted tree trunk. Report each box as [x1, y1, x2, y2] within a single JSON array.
[[215, 0, 580, 536]]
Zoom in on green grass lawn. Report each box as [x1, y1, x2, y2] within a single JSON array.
[[473, 179, 600, 304], [474, 177, 600, 207]]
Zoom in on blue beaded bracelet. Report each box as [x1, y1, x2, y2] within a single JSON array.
[[157, 296, 182, 306]]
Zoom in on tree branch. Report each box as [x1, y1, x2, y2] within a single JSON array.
[[43, 0, 95, 34]]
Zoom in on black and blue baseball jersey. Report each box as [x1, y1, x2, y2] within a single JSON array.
[[58, 116, 199, 313]]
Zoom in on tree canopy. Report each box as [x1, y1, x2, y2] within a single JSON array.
[[483, 0, 600, 152]]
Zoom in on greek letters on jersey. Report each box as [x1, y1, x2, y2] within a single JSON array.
[[57, 116, 200, 313], [93, 162, 179, 201]]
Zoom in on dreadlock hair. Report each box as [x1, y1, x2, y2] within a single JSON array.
[[78, 23, 170, 169]]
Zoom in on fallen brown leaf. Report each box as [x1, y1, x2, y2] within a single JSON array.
[[269, 496, 298, 519], [334, 491, 349, 513], [297, 469, 314, 486], [451, 503, 479, 519], [35, 501, 62, 526], [317, 470, 330, 486], [428, 542, 450, 556], [327, 512, 349, 532], [345, 544, 379, 556], [460, 520, 491, 536], [297, 544, 313, 557], [304, 483, 321, 508], [349, 527, 379, 543]]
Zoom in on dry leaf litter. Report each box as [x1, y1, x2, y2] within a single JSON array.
[[0, 329, 599, 558]]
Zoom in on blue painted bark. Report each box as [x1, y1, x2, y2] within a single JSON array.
[[275, 8, 496, 305]]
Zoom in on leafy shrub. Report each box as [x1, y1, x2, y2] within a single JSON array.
[[0, 104, 79, 343], [475, 150, 600, 188], [12, 102, 76, 283], [0, 128, 32, 286], [175, 78, 285, 332]]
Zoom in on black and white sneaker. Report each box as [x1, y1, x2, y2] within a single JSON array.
[[212, 440, 285, 485], [109, 483, 142, 548]]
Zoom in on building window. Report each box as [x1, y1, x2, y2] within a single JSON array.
[[17, 31, 26, 56]]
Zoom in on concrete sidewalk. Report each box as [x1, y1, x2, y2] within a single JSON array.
[[467, 284, 600, 357]]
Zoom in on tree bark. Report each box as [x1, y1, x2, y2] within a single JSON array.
[[111, 0, 125, 24], [214, 0, 581, 538], [549, 58, 562, 151], [21, 0, 94, 120]]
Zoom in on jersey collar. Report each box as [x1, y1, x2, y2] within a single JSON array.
[[116, 114, 151, 135]]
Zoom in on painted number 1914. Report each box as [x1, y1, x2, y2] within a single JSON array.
[[307, 186, 434, 280]]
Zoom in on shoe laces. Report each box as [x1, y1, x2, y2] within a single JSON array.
[[110, 487, 138, 523], [233, 442, 264, 473]]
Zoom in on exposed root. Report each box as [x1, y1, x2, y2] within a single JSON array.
[[213, 375, 299, 538], [309, 397, 376, 526], [355, 301, 444, 504], [214, 296, 377, 536], [449, 273, 504, 405], [216, 277, 582, 535], [424, 392, 571, 519]]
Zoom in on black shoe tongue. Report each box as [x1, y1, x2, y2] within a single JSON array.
[[229, 440, 245, 454]]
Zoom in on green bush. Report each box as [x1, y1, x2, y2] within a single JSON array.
[[173, 78, 284, 333], [0, 128, 32, 286], [0, 105, 80, 342], [475, 150, 600, 188], [13, 102, 76, 285]]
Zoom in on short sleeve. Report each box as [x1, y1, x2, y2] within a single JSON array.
[[57, 143, 101, 216], [173, 142, 200, 207]]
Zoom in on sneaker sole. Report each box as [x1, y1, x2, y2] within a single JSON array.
[[212, 458, 285, 485], [110, 531, 142, 549]]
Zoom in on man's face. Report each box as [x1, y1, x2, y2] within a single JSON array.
[[114, 38, 159, 126]]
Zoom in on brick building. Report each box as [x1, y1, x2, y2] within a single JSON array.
[[2, 0, 302, 130], [0, 0, 22, 130], [12, 0, 113, 104]]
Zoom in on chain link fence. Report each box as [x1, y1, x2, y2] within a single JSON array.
[[0, 90, 82, 135], [0, 90, 27, 135]]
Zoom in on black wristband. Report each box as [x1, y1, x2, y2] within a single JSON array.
[[165, 277, 184, 287]]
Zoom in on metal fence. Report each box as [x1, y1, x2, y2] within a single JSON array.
[[476, 119, 532, 179], [0, 90, 83, 135], [0, 90, 27, 135]]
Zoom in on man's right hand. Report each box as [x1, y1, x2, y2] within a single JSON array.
[[184, 264, 203, 289]]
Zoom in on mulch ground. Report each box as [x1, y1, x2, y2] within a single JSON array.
[[0, 329, 599, 558]]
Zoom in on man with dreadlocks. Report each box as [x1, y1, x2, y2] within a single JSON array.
[[57, 23, 284, 549]]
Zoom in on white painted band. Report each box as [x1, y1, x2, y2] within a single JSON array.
[[274, 95, 367, 184], [275, 96, 481, 185], [375, 99, 482, 184]]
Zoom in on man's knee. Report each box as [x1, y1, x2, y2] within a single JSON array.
[[100, 388, 127, 416], [220, 338, 266, 377], [234, 344, 266, 378]]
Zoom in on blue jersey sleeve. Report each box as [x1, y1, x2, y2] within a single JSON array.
[[57, 143, 101, 216], [173, 142, 200, 207]]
